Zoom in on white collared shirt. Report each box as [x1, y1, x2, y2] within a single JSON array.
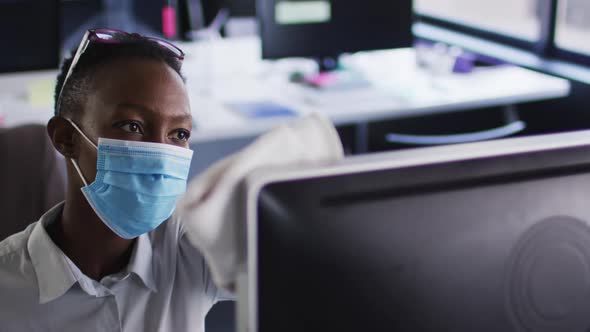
[[0, 203, 232, 332]]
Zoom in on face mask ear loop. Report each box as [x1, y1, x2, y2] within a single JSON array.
[[63, 117, 95, 187], [63, 117, 98, 149], [70, 159, 89, 187]]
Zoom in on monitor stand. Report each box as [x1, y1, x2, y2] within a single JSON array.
[[301, 55, 372, 91], [317, 56, 340, 72]]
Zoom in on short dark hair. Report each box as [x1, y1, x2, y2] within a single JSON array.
[[54, 37, 185, 118]]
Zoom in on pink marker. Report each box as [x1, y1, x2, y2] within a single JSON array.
[[306, 72, 338, 87], [162, 5, 177, 39]]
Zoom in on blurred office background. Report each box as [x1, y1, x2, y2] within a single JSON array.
[[2, 0, 588, 137], [1, 1, 590, 331]]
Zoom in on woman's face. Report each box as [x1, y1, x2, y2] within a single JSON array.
[[74, 57, 192, 184]]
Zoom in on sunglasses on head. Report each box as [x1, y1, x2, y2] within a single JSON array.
[[56, 28, 185, 115]]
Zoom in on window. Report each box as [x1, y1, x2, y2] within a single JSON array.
[[415, 0, 590, 67], [415, 0, 542, 41], [555, 0, 590, 55]]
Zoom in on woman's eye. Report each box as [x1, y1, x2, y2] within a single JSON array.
[[171, 130, 190, 142], [119, 122, 143, 134]]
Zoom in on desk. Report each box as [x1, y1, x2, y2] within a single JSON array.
[[0, 37, 571, 149]]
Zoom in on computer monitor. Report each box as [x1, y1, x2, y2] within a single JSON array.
[[0, 0, 59, 72], [229, 0, 256, 17], [257, 0, 413, 71], [240, 130, 590, 332]]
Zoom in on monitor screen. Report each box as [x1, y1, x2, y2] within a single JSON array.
[[230, 0, 256, 17], [0, 0, 59, 72], [257, 0, 414, 60], [242, 130, 590, 332]]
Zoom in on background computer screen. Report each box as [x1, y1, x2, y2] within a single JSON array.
[[229, 0, 257, 17], [257, 0, 413, 62], [0, 0, 59, 72], [253, 134, 590, 332]]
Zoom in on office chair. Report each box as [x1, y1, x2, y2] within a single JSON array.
[[0, 124, 66, 241]]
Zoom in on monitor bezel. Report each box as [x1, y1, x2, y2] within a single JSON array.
[[238, 129, 590, 332], [256, 0, 415, 61]]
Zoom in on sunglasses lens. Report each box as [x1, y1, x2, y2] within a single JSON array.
[[89, 29, 184, 60], [95, 32, 116, 40], [149, 38, 185, 59]]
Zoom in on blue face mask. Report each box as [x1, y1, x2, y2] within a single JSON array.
[[66, 119, 194, 239]]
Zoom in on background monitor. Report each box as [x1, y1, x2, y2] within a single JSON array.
[[60, 0, 213, 49], [257, 0, 414, 71], [242, 130, 590, 332], [60, 0, 169, 54], [0, 0, 59, 72], [229, 0, 257, 17]]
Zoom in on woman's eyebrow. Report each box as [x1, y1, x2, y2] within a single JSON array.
[[116, 102, 154, 113], [116, 102, 192, 123], [168, 113, 193, 124]]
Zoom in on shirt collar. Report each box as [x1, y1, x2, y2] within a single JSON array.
[[127, 232, 157, 292], [28, 203, 158, 304], [27, 203, 78, 304]]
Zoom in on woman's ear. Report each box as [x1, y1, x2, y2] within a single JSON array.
[[47, 116, 78, 159]]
